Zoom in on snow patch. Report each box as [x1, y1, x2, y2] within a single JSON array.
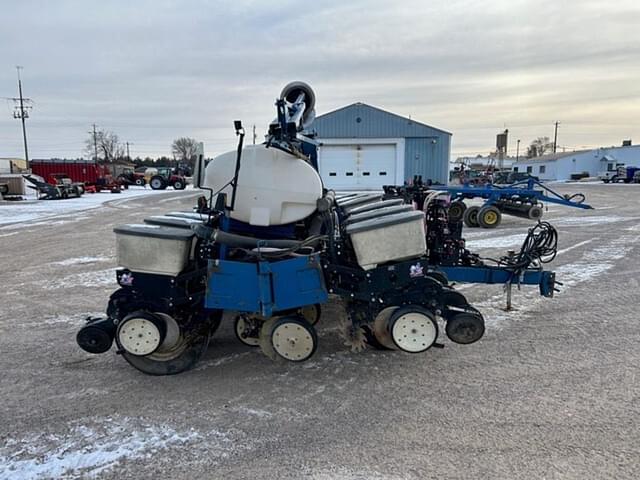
[[554, 262, 614, 287], [232, 406, 273, 418], [474, 233, 639, 329], [309, 468, 406, 480], [50, 256, 111, 266], [39, 269, 116, 290], [0, 417, 204, 480], [553, 215, 628, 226], [193, 352, 252, 371], [466, 233, 528, 249], [0, 188, 188, 227], [556, 239, 596, 256]]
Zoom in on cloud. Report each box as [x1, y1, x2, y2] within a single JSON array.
[[0, 0, 638, 159]]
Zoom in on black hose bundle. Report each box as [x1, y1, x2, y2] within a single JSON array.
[[499, 221, 558, 272]]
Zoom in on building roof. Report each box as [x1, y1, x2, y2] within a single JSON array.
[[513, 149, 591, 164], [309, 102, 451, 138]]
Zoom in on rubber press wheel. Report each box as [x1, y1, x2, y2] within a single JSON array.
[[463, 206, 480, 228], [477, 206, 502, 228]]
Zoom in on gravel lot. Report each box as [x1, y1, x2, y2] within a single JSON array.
[[1, 183, 639, 480]]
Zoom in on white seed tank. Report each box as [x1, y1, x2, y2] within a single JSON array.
[[203, 144, 323, 226]]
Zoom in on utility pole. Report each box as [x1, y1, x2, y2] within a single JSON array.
[[126, 142, 132, 162], [553, 121, 560, 153], [92, 124, 99, 164], [252, 124, 257, 145], [516, 139, 521, 162], [14, 66, 32, 167]]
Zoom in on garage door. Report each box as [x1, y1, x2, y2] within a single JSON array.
[[319, 144, 396, 190]]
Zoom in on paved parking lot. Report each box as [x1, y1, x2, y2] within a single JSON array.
[[1, 183, 639, 479]]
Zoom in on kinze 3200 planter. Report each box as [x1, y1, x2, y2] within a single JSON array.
[[76, 82, 560, 375]]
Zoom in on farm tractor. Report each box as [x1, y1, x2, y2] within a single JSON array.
[[114, 166, 146, 186], [149, 167, 187, 190]]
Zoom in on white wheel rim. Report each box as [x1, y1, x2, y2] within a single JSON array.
[[391, 312, 437, 353], [118, 318, 162, 356], [271, 322, 314, 361], [236, 316, 260, 346], [151, 179, 161, 188]]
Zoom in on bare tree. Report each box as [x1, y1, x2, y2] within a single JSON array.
[[527, 136, 554, 158], [84, 129, 124, 162], [171, 137, 199, 164]]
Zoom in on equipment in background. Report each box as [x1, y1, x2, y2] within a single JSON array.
[[29, 159, 128, 193], [148, 167, 187, 190], [113, 166, 146, 186], [385, 175, 592, 229], [23, 174, 84, 200], [602, 165, 640, 184], [76, 82, 560, 376]]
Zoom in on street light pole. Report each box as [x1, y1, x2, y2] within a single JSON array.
[[516, 139, 520, 162]]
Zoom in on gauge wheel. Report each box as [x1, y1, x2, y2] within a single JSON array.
[[116, 311, 167, 357], [477, 205, 502, 229], [234, 314, 261, 347], [388, 306, 438, 353], [448, 201, 466, 223], [463, 206, 480, 228], [119, 310, 221, 375], [269, 316, 317, 362]]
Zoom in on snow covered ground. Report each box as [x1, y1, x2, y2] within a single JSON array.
[[0, 187, 198, 227]]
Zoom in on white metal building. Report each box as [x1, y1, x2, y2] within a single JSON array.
[[308, 103, 451, 190], [512, 144, 640, 181]]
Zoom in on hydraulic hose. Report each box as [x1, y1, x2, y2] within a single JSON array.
[[212, 230, 302, 249]]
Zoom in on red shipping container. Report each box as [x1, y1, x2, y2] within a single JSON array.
[[31, 160, 109, 185]]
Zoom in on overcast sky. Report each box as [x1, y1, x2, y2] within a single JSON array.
[[1, 0, 639, 160]]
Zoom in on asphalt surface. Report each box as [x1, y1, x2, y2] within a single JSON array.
[[0, 184, 639, 479]]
